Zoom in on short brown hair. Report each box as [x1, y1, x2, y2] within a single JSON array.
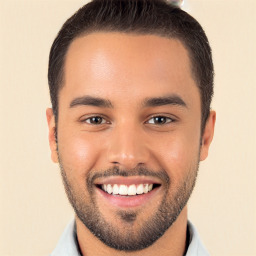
[[48, 0, 214, 131]]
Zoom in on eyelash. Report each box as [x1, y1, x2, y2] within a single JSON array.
[[81, 115, 175, 125], [83, 116, 109, 125], [146, 116, 174, 125]]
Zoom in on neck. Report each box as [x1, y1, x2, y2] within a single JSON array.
[[76, 206, 188, 256]]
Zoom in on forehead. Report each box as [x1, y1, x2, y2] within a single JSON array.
[[62, 32, 199, 105]]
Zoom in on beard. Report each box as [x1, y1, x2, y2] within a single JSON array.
[[58, 155, 199, 252]]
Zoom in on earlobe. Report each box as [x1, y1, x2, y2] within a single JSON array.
[[200, 111, 216, 161], [46, 108, 59, 163]]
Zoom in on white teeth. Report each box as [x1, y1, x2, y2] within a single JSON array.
[[137, 184, 144, 194], [101, 183, 155, 196], [144, 184, 149, 193], [128, 184, 137, 195], [113, 184, 119, 195], [106, 184, 112, 194], [119, 185, 128, 195]]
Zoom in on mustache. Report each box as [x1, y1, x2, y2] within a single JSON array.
[[87, 166, 170, 186]]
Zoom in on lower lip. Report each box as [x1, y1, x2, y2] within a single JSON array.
[[95, 186, 161, 208]]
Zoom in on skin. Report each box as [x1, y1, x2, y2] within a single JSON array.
[[47, 33, 216, 256]]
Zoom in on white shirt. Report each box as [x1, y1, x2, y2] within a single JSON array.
[[50, 219, 210, 256]]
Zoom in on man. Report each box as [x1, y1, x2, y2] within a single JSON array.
[[47, 0, 216, 255]]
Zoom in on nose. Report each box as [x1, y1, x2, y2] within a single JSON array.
[[107, 124, 150, 170]]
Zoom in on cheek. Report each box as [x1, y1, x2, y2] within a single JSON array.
[[154, 132, 200, 180], [159, 141, 188, 169], [57, 130, 103, 178]]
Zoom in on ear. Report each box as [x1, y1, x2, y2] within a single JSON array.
[[200, 111, 216, 161], [46, 108, 58, 163]]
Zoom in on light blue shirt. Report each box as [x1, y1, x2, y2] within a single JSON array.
[[51, 219, 210, 256]]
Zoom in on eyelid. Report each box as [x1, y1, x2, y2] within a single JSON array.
[[85, 117, 107, 124], [79, 114, 110, 124], [145, 114, 176, 124], [79, 113, 177, 125]]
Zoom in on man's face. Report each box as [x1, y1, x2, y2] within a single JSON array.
[[47, 33, 215, 251]]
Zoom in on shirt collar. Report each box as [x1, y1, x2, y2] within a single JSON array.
[[186, 220, 210, 256], [51, 219, 209, 256], [50, 219, 81, 256]]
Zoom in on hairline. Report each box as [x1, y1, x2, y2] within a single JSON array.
[[56, 30, 202, 116]]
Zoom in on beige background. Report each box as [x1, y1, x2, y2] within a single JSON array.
[[0, 0, 255, 255]]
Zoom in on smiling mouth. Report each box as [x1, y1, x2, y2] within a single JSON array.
[[97, 183, 161, 196], [94, 176, 162, 208]]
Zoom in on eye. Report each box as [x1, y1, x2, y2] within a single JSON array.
[[84, 116, 107, 125], [147, 116, 173, 125]]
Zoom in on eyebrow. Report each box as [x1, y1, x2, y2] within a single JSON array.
[[70, 95, 113, 108], [69, 94, 187, 109], [142, 94, 187, 108]]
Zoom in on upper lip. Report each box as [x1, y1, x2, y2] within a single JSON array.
[[94, 176, 162, 186]]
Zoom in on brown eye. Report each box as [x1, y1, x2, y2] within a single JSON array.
[[85, 116, 106, 125], [147, 116, 173, 125]]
